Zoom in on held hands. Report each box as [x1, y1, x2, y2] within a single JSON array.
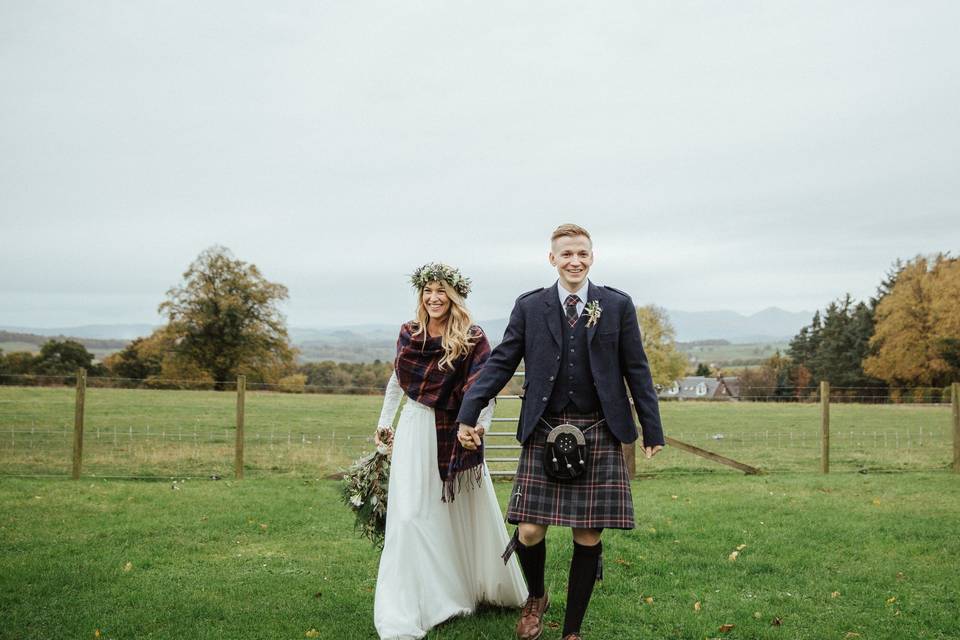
[[643, 445, 663, 459], [457, 423, 485, 451]]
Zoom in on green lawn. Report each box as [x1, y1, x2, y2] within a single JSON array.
[[0, 386, 953, 478], [678, 342, 790, 367], [1, 473, 959, 639]]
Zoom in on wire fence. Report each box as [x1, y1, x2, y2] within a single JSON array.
[[0, 375, 956, 478], [0, 372, 388, 394], [1, 374, 948, 403]]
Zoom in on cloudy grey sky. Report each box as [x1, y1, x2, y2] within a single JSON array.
[[2, 1, 958, 329]]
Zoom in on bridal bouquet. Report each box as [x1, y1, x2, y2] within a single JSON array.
[[341, 438, 391, 548]]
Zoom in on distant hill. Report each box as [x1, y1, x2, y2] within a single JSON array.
[[665, 307, 811, 343], [0, 330, 129, 350], [3, 307, 812, 363], [0, 324, 157, 340], [291, 325, 398, 363], [288, 325, 397, 344]]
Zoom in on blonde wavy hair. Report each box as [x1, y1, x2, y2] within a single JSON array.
[[412, 281, 477, 370]]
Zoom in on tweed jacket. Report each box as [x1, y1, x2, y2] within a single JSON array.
[[457, 281, 664, 445]]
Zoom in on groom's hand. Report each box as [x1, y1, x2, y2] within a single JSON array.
[[643, 445, 663, 459], [457, 423, 482, 450]]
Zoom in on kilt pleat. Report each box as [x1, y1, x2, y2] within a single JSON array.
[[506, 410, 634, 530]]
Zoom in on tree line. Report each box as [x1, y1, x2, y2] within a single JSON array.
[[738, 254, 960, 401], [0, 337, 408, 394]]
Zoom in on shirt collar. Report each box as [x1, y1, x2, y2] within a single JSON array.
[[557, 280, 589, 305]]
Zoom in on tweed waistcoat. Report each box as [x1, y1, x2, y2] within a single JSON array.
[[547, 303, 600, 414]]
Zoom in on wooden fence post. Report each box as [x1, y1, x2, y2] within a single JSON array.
[[622, 442, 636, 479], [952, 382, 959, 473], [820, 380, 830, 474], [72, 368, 86, 479], [235, 375, 246, 480]]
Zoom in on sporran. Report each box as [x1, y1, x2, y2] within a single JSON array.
[[542, 422, 588, 480]]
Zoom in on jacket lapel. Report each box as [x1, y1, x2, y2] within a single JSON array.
[[543, 283, 561, 347]]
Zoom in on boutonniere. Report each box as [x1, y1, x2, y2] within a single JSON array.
[[585, 300, 603, 327]]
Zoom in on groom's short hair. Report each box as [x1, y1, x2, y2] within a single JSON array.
[[551, 223, 591, 243]]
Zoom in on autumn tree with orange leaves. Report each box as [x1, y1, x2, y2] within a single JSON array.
[[863, 254, 960, 387]]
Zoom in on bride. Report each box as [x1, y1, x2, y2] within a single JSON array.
[[373, 262, 526, 639]]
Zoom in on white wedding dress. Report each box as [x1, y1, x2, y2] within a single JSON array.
[[374, 372, 527, 639]]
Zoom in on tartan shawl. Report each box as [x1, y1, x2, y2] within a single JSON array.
[[394, 321, 491, 502]]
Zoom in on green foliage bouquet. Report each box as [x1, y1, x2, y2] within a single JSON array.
[[341, 445, 391, 548]]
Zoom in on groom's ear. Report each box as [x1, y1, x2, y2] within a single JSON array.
[[548, 251, 557, 266]]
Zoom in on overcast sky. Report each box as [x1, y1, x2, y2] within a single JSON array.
[[2, 1, 958, 329]]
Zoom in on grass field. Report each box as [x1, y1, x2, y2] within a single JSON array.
[[0, 386, 954, 478], [678, 342, 790, 367], [2, 472, 959, 639]]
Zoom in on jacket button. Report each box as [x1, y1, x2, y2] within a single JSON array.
[[548, 376, 554, 381], [556, 355, 560, 360], [541, 396, 548, 402]]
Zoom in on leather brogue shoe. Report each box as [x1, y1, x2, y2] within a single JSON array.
[[516, 592, 549, 640]]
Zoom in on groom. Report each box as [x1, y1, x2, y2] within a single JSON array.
[[457, 224, 664, 640]]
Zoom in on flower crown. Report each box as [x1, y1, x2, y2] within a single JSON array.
[[410, 262, 472, 298]]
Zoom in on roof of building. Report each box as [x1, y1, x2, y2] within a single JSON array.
[[659, 375, 740, 400]]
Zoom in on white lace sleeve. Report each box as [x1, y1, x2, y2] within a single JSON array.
[[476, 398, 496, 430], [377, 372, 404, 428]]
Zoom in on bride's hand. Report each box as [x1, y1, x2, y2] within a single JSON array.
[[374, 426, 393, 447], [457, 423, 482, 451]]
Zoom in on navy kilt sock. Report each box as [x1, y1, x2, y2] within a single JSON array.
[[515, 537, 546, 599], [562, 540, 602, 636]]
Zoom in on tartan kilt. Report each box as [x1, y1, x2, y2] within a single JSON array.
[[506, 410, 635, 530]]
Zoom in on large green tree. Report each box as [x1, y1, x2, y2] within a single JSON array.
[[636, 305, 687, 387], [104, 336, 164, 380], [159, 246, 296, 388], [34, 340, 95, 375]]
